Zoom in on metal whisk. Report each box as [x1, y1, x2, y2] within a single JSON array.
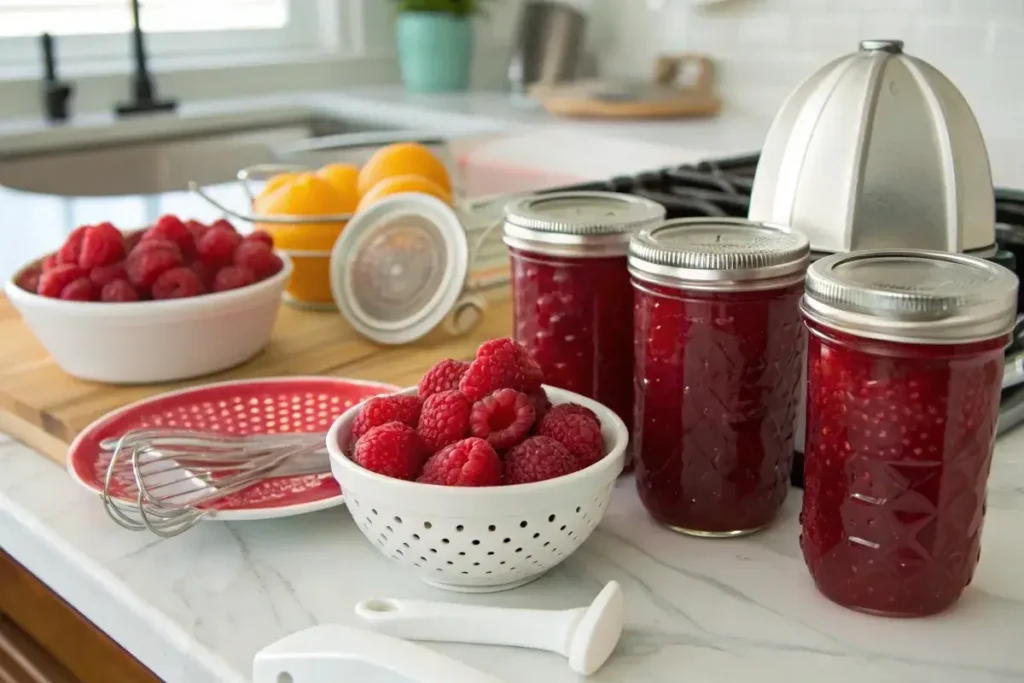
[[102, 429, 329, 537]]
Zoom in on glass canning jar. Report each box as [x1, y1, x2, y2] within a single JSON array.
[[503, 192, 666, 435], [800, 249, 1019, 617], [629, 218, 811, 536]]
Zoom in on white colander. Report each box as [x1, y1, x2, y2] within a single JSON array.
[[326, 385, 628, 593]]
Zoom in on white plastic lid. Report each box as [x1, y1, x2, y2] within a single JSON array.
[[330, 193, 469, 345]]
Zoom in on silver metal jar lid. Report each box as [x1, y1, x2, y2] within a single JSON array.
[[330, 193, 469, 345], [502, 191, 666, 258], [802, 249, 1019, 344], [628, 217, 810, 289]]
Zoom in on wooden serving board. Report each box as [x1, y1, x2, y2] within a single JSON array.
[[0, 291, 513, 467]]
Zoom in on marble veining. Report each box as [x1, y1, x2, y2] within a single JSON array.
[[1, 425, 1022, 683]]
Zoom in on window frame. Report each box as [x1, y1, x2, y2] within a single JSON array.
[[0, 0, 340, 69]]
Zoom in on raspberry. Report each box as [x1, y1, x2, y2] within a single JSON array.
[[89, 262, 127, 287], [190, 260, 217, 288], [184, 220, 207, 241], [123, 231, 143, 254], [243, 230, 274, 247], [212, 265, 257, 292], [417, 390, 471, 452], [78, 222, 126, 269], [538, 412, 604, 468], [352, 394, 423, 442], [505, 436, 579, 484], [211, 218, 238, 233], [37, 264, 87, 298], [418, 359, 470, 399], [144, 215, 195, 258], [470, 388, 536, 450], [56, 226, 88, 265], [100, 279, 140, 302], [59, 277, 96, 301], [352, 422, 425, 481], [233, 240, 283, 279], [541, 403, 598, 428], [528, 388, 552, 422], [417, 438, 502, 487], [16, 267, 41, 293], [152, 267, 207, 299], [460, 338, 525, 401], [197, 225, 242, 267], [126, 239, 183, 291], [42, 254, 58, 271]]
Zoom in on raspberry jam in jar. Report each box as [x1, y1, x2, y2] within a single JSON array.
[[629, 218, 810, 536], [504, 192, 666, 434], [800, 249, 1019, 617]]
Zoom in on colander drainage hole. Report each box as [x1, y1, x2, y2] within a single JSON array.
[[515, 548, 522, 553], [456, 525, 464, 532], [461, 571, 469, 575], [402, 542, 410, 548], [442, 538, 450, 545], [394, 516, 403, 524], [533, 533, 540, 539], [488, 525, 496, 532], [372, 509, 378, 515], [548, 515, 556, 522], [487, 551, 495, 556], [503, 538, 511, 544], [500, 561, 506, 565], [576, 507, 581, 513], [412, 534, 420, 540], [424, 521, 432, 529], [447, 561, 454, 565], [560, 525, 567, 531], [473, 562, 480, 566], [430, 549, 437, 554], [420, 556, 427, 562], [386, 525, 393, 533], [471, 540, 480, 546], [519, 521, 528, 528], [543, 542, 550, 547], [458, 551, 466, 556]]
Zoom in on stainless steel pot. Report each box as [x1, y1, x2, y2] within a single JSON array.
[[507, 1, 587, 94]]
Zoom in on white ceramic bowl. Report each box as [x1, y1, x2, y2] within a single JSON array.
[[326, 385, 628, 593], [4, 253, 293, 384]]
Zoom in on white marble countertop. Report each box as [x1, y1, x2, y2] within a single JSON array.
[[2, 87, 1024, 682], [2, 427, 1023, 683]]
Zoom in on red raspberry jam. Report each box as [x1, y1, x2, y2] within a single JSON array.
[[800, 250, 1019, 617], [629, 218, 810, 536], [504, 192, 666, 436]]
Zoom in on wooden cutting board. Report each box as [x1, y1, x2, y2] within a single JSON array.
[[0, 291, 513, 467]]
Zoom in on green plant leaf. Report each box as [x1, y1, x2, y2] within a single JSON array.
[[389, 0, 496, 17]]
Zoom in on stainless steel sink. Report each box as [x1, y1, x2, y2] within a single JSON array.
[[0, 109, 413, 197]]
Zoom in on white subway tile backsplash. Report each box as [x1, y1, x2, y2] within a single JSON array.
[[796, 15, 863, 53], [991, 24, 1024, 55], [951, 0, 1023, 15], [736, 13, 793, 45]]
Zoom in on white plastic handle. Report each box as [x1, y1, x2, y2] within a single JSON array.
[[355, 598, 586, 658], [253, 624, 504, 683]]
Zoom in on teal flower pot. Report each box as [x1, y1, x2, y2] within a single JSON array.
[[396, 12, 472, 93]]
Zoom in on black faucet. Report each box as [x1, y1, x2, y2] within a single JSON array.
[[40, 32, 73, 122], [116, 0, 177, 117]]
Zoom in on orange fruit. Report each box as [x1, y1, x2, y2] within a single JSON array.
[[357, 142, 452, 198], [255, 172, 301, 211], [356, 174, 453, 213], [255, 172, 356, 252], [316, 163, 361, 207]]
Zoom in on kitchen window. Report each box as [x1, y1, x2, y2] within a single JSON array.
[[0, 0, 335, 69]]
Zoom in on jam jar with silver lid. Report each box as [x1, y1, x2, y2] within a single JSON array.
[[629, 218, 811, 536], [800, 249, 1019, 617], [504, 192, 666, 435]]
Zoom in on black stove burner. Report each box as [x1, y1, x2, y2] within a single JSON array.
[[543, 151, 1024, 486]]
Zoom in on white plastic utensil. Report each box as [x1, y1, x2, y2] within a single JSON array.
[[354, 581, 624, 676], [253, 624, 503, 683]]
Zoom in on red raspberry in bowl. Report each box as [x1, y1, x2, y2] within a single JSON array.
[[212, 265, 257, 292], [197, 225, 242, 267], [79, 223, 125, 269], [37, 264, 87, 298], [184, 220, 207, 241], [127, 239, 183, 291], [89, 262, 127, 288], [58, 277, 96, 301], [505, 436, 579, 484], [211, 218, 238, 233], [42, 254, 58, 271], [55, 226, 88, 265], [100, 279, 140, 302], [352, 394, 423, 442], [417, 437, 502, 487], [233, 240, 283, 279], [152, 267, 207, 300], [538, 412, 604, 468], [16, 267, 41, 294], [541, 402, 598, 427], [527, 388, 552, 421], [189, 260, 217, 288], [469, 388, 536, 450], [243, 230, 274, 247], [418, 358, 470, 399], [144, 215, 195, 259], [417, 390, 471, 452], [352, 422, 425, 481], [460, 338, 532, 401]]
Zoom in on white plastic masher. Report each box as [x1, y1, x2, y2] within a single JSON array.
[[354, 581, 624, 676], [253, 623, 503, 683]]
